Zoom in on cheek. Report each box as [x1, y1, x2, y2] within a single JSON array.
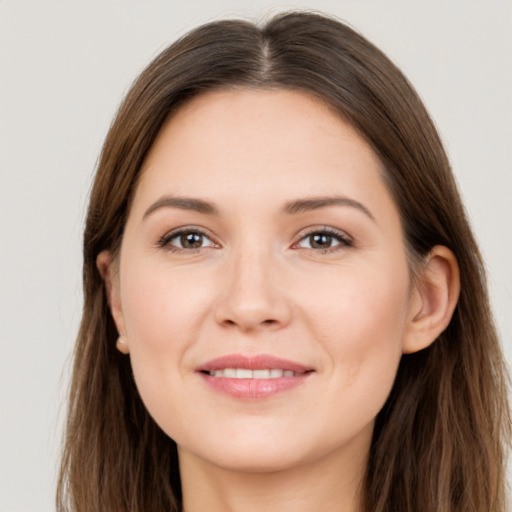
[[302, 260, 410, 400], [122, 260, 212, 348], [119, 261, 215, 412]]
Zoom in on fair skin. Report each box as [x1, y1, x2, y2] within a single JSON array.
[[98, 89, 459, 512]]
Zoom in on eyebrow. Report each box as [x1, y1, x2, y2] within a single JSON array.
[[284, 196, 375, 221], [143, 196, 219, 218], [143, 194, 375, 221]]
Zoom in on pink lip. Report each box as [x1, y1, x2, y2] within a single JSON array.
[[199, 354, 312, 373], [197, 354, 314, 400]]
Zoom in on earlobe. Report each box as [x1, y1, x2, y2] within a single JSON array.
[[96, 251, 129, 354], [403, 245, 460, 354], [116, 334, 130, 355]]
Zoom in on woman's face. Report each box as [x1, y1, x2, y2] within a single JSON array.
[[110, 89, 420, 474]]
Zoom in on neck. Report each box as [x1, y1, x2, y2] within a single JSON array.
[[179, 440, 368, 512]]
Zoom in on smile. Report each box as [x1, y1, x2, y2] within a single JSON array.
[[204, 368, 302, 378], [197, 354, 314, 399]]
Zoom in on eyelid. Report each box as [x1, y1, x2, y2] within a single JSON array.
[[155, 224, 353, 253], [292, 226, 354, 251], [157, 225, 221, 251]]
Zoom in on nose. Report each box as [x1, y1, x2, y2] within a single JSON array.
[[214, 246, 293, 332]]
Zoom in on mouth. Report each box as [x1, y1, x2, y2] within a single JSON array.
[[197, 354, 314, 399], [202, 368, 305, 378]]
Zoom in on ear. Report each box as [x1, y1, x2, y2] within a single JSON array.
[[96, 250, 130, 354], [402, 245, 460, 354]]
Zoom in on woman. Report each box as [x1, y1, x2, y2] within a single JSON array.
[[57, 11, 510, 512]]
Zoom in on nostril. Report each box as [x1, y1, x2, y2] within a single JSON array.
[[221, 318, 279, 329]]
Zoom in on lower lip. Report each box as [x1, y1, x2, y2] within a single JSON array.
[[199, 373, 311, 399]]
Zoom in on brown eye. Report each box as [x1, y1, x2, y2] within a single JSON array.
[[295, 229, 352, 252], [160, 229, 215, 250], [180, 232, 204, 249], [309, 233, 336, 249]]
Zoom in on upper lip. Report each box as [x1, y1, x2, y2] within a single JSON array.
[[198, 354, 313, 374]]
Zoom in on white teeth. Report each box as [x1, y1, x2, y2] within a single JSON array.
[[208, 368, 299, 378], [253, 369, 271, 378]]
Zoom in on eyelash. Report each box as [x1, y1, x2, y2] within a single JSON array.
[[293, 227, 353, 254], [157, 228, 217, 253], [157, 226, 353, 254]]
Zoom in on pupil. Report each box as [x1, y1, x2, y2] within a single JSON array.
[[182, 232, 202, 248], [311, 234, 331, 248]]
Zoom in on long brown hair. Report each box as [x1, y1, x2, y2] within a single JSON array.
[[57, 11, 510, 512]]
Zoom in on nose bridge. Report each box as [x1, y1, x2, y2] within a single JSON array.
[[215, 235, 291, 331], [232, 240, 273, 298]]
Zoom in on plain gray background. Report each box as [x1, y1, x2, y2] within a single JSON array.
[[1, 1, 511, 510]]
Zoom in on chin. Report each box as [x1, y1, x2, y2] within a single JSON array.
[[184, 443, 308, 474], [172, 421, 308, 472]]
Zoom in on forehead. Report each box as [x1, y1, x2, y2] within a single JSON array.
[[144, 87, 375, 169], [132, 88, 395, 221]]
